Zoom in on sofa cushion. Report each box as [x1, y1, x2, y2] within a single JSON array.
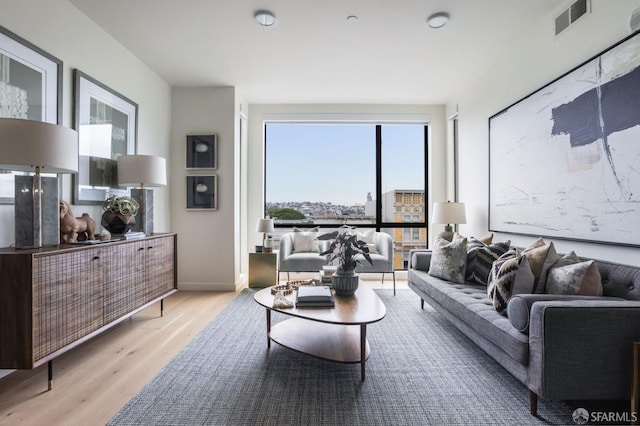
[[547, 253, 603, 296], [292, 228, 320, 253], [487, 250, 535, 315], [465, 238, 510, 285], [429, 237, 467, 283], [522, 238, 560, 293]]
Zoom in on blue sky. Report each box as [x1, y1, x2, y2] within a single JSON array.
[[266, 123, 425, 205]]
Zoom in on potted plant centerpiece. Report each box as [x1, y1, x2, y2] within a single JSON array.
[[318, 225, 374, 296], [101, 195, 139, 234]]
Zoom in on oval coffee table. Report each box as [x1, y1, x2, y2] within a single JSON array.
[[254, 284, 386, 380]]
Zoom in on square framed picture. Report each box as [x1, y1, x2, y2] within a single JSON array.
[[186, 175, 217, 210], [186, 134, 217, 169], [0, 25, 62, 204], [73, 69, 138, 205]]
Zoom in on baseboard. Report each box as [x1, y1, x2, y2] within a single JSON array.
[[178, 282, 237, 291]]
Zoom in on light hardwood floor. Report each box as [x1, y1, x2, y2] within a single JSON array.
[[0, 275, 405, 425], [0, 288, 242, 426]]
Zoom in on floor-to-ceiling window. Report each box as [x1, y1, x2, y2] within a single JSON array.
[[264, 122, 428, 270]]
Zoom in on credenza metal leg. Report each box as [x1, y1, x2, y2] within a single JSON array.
[[48, 361, 53, 391]]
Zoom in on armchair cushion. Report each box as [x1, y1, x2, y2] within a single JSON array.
[[357, 229, 378, 254], [292, 227, 320, 253]]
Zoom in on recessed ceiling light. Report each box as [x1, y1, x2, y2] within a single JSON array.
[[427, 12, 449, 29], [255, 10, 276, 27], [347, 15, 358, 23]]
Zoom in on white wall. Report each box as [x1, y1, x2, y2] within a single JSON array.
[[171, 87, 243, 291], [451, 0, 640, 264], [0, 0, 172, 247], [246, 103, 447, 251]]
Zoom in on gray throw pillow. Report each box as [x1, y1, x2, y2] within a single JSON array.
[[428, 237, 467, 283]]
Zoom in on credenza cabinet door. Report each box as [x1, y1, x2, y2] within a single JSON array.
[[144, 236, 176, 301], [32, 248, 105, 362], [104, 240, 147, 323]]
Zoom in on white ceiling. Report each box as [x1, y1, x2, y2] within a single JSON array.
[[68, 0, 562, 104]]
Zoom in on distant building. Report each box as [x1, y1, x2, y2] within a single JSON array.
[[367, 190, 427, 269]]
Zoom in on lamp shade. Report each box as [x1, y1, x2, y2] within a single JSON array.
[[432, 202, 466, 225], [0, 118, 78, 173], [255, 218, 275, 234], [117, 155, 167, 187]]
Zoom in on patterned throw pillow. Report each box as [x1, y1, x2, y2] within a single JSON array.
[[428, 237, 468, 283], [292, 227, 319, 253], [487, 250, 535, 315], [465, 238, 511, 285], [546, 252, 603, 296], [522, 238, 559, 293]]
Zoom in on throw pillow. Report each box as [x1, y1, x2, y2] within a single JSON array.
[[356, 229, 378, 254], [522, 238, 559, 293], [428, 237, 468, 283], [546, 253, 603, 296], [454, 232, 493, 245], [487, 250, 535, 315], [465, 238, 511, 285], [292, 228, 320, 253]]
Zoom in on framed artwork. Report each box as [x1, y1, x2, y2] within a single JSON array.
[[186, 134, 217, 169], [186, 175, 217, 210], [0, 25, 62, 203], [73, 69, 138, 205], [489, 31, 640, 247]]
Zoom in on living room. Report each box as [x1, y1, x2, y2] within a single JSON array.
[[1, 0, 639, 424]]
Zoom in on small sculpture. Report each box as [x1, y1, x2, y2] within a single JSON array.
[[59, 201, 96, 243], [273, 291, 294, 309]]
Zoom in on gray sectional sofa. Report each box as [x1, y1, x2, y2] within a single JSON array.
[[408, 249, 640, 415]]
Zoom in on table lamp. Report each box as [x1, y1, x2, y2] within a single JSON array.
[[117, 155, 167, 235], [0, 118, 78, 248], [255, 218, 275, 252], [432, 201, 466, 241]]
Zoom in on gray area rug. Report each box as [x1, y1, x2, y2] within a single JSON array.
[[109, 289, 575, 425]]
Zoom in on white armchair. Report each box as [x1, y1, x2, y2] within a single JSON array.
[[277, 231, 330, 281], [354, 231, 396, 294]]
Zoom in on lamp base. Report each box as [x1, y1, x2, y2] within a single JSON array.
[[15, 175, 59, 248], [131, 188, 153, 234], [437, 225, 454, 242]]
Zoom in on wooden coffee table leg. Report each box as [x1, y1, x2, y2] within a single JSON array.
[[266, 309, 271, 349], [361, 324, 366, 381]]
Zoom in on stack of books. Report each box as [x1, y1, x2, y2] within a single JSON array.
[[320, 265, 337, 285], [295, 286, 335, 308], [110, 231, 146, 240]]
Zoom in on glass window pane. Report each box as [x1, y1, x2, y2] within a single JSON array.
[[265, 123, 376, 226], [380, 124, 425, 223]]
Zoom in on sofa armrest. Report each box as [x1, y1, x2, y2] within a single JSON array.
[[507, 294, 623, 333], [528, 299, 640, 400], [408, 249, 432, 271], [278, 234, 294, 268]]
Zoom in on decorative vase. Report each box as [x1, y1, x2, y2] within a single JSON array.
[[101, 211, 135, 234], [332, 267, 359, 296]]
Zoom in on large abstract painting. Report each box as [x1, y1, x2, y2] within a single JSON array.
[[489, 31, 640, 247]]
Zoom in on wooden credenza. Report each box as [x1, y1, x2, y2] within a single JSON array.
[[0, 233, 177, 371]]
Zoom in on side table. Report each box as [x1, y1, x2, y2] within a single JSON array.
[[249, 252, 278, 288]]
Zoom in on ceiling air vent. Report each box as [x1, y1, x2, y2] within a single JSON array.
[[555, 0, 590, 36]]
